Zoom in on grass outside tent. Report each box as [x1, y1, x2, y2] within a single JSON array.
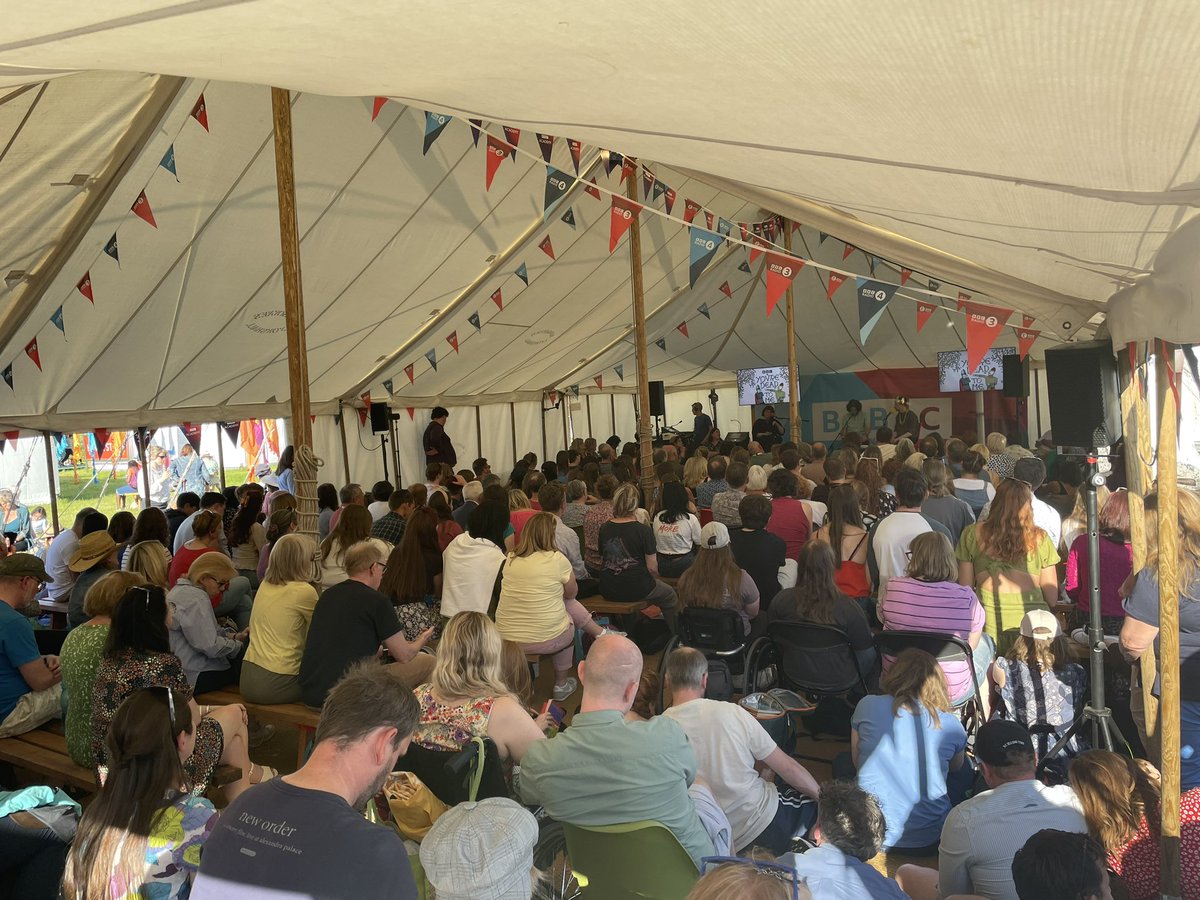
[[50, 463, 253, 526]]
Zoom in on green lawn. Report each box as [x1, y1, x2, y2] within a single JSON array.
[[50, 464, 253, 524]]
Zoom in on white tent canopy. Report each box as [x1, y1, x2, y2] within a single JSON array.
[[0, 2, 1197, 434]]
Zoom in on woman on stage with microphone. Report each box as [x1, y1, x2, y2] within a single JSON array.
[[838, 400, 868, 447]]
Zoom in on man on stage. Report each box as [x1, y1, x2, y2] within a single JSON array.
[[891, 396, 920, 442], [422, 406, 456, 467], [691, 402, 713, 452]]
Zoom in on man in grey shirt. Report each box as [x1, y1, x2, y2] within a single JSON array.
[[44, 507, 97, 603], [538, 481, 598, 598], [710, 461, 749, 528]]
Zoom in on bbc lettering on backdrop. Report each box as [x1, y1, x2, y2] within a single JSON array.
[[811, 398, 952, 442]]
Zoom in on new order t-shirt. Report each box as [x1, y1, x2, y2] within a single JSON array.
[[0, 601, 39, 721], [730, 528, 787, 609], [191, 778, 417, 900], [299, 580, 403, 708], [495, 550, 572, 643], [653, 511, 702, 555], [852, 694, 966, 849], [598, 521, 656, 602], [663, 698, 781, 852]]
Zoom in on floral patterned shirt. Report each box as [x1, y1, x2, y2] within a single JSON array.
[[108, 793, 217, 899], [412, 683, 495, 751]]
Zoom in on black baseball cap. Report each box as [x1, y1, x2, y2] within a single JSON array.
[[975, 720, 1034, 766]]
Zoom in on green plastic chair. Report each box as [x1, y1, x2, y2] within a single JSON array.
[[563, 820, 699, 899]]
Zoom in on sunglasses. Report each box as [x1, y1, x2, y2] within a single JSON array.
[[700, 857, 806, 900], [156, 685, 177, 729]]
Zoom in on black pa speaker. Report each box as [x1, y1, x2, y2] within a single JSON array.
[[649, 380, 666, 417], [369, 402, 392, 434], [1002, 354, 1030, 398], [1044, 341, 1121, 448]]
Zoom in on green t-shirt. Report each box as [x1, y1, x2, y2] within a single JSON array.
[[59, 622, 109, 767]]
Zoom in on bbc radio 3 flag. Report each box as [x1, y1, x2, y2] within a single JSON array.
[[688, 227, 723, 287], [855, 278, 898, 345], [964, 301, 1013, 372]]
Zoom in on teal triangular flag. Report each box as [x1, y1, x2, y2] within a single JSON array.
[[160, 145, 177, 179], [738, 260, 751, 273], [468, 312, 481, 332], [561, 207, 576, 229], [515, 262, 529, 285], [614, 363, 624, 381], [425, 349, 438, 371], [698, 303, 711, 319]]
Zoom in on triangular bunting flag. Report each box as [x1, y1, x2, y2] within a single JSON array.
[[614, 364, 624, 381], [739, 223, 749, 241], [688, 227, 724, 287], [738, 261, 751, 273], [697, 303, 711, 319], [24, 338, 40, 371], [131, 190, 157, 228], [593, 374, 604, 390], [570, 384, 579, 397], [704, 210, 714, 231], [160, 145, 178, 179], [964, 301, 1014, 373], [537, 133, 554, 164], [654, 338, 666, 352], [407, 407, 415, 420], [383, 378, 394, 395], [620, 157, 636, 185], [221, 421, 241, 446], [719, 281, 732, 298], [560, 207, 576, 229], [957, 291, 970, 311], [604, 152, 622, 176], [103, 234, 119, 264], [50, 306, 65, 335], [609, 195, 641, 253], [764, 252, 803, 317], [515, 263, 529, 286], [855, 278, 898, 345], [485, 134, 508, 190], [868, 255, 880, 275], [652, 178, 667, 202], [468, 311, 481, 332], [842, 243, 856, 260], [818, 232, 829, 244], [425, 349, 438, 371], [491, 288, 503, 310], [717, 218, 732, 238], [826, 271, 847, 301], [181, 423, 203, 452], [642, 168, 654, 199], [684, 198, 701, 225], [423, 111, 451, 155], [76, 272, 94, 304], [677, 322, 689, 338], [916, 300, 937, 332], [190, 94, 209, 131], [405, 363, 415, 384], [1, 365, 11, 391], [543, 166, 570, 216], [567, 139, 582, 173], [900, 267, 912, 286], [357, 405, 369, 427], [748, 235, 770, 264], [93, 429, 110, 453], [1023, 314, 1035, 328], [928, 279, 941, 292], [447, 331, 459, 353], [538, 235, 555, 260], [469, 118, 483, 147], [371, 97, 387, 122], [1015, 326, 1040, 360], [361, 391, 372, 409], [584, 179, 601, 200], [751, 222, 764, 238], [502, 126, 521, 157], [663, 186, 676, 215]]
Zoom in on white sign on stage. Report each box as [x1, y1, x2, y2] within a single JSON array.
[[811, 397, 953, 442]]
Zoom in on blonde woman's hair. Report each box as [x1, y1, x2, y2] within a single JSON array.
[[186, 552, 237, 584], [612, 482, 641, 518], [507, 489, 530, 512], [903, 451, 928, 470], [84, 571, 147, 618], [265, 533, 316, 585], [126, 540, 169, 589], [683, 456, 707, 490], [905, 531, 957, 583], [430, 612, 512, 702], [511, 512, 558, 557], [881, 648, 951, 727], [1068, 750, 1161, 851], [686, 859, 803, 900], [746, 465, 768, 492], [922, 459, 953, 497], [1006, 631, 1071, 673], [269, 491, 297, 511], [969, 442, 991, 462], [1146, 487, 1200, 594], [677, 545, 744, 614], [499, 639, 533, 705]]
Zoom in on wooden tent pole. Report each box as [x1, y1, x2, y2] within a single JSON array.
[[135, 428, 151, 509], [586, 394, 594, 439], [625, 164, 653, 495], [42, 432, 60, 534], [540, 401, 548, 467], [336, 406, 351, 484], [561, 396, 570, 452], [270, 87, 317, 542], [509, 402, 517, 472], [214, 424, 227, 491], [475, 407, 483, 466], [1155, 341, 1182, 900], [782, 220, 800, 444]]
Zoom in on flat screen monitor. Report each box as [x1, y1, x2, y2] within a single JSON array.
[[938, 347, 1017, 392], [736, 366, 790, 406]]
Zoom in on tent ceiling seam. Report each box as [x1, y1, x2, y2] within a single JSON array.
[[0, 80, 45, 165]]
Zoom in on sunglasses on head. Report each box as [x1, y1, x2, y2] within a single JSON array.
[[700, 857, 806, 900]]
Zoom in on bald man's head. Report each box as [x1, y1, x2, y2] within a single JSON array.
[[578, 634, 644, 712]]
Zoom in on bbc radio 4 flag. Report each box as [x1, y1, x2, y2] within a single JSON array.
[[688, 228, 723, 287], [856, 279, 898, 345]]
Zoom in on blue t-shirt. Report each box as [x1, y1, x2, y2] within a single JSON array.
[[0, 602, 40, 720], [852, 694, 966, 849]]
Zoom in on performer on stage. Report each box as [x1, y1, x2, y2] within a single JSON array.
[[841, 399, 868, 445], [691, 402, 713, 451], [423, 406, 456, 466], [752, 405, 786, 451], [891, 396, 920, 442]]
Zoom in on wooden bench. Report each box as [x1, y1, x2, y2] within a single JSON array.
[[0, 726, 96, 793], [196, 687, 319, 769], [38, 599, 69, 630], [581, 596, 649, 616]]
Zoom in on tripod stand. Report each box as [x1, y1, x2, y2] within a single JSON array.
[[1044, 451, 1126, 759]]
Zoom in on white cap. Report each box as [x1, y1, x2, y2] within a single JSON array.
[[419, 798, 537, 900], [1020, 608, 1061, 641], [700, 520, 730, 549]]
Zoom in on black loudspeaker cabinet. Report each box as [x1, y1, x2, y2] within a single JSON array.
[[1043, 341, 1122, 448], [1002, 354, 1030, 398], [649, 380, 666, 417], [369, 402, 392, 434]]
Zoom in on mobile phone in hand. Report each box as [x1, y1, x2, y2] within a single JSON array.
[[541, 700, 566, 727]]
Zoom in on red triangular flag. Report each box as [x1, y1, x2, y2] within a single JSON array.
[[964, 301, 1014, 373], [491, 288, 503, 310], [749, 235, 770, 264], [447, 331, 459, 353], [704, 210, 714, 231], [593, 374, 603, 390], [764, 252, 803, 317], [407, 407, 415, 420], [485, 134, 508, 190], [548, 390, 558, 406], [739, 223, 749, 241], [676, 322, 689, 338], [684, 199, 701, 224], [642, 168, 654, 199], [584, 179, 601, 200], [719, 281, 732, 298], [916, 300, 937, 332], [93, 429, 110, 452], [609, 195, 641, 253], [620, 157, 636, 185], [1015, 326, 1040, 360], [405, 363, 415, 384], [791, 220, 801, 233], [957, 291, 970, 311], [826, 272, 847, 301], [24, 338, 40, 371], [842, 243, 856, 260], [76, 272, 93, 304], [900, 267, 912, 286], [371, 97, 387, 121], [190, 94, 209, 131], [502, 126, 521, 157], [131, 191, 157, 228], [539, 235, 555, 259], [1023, 314, 1035, 328], [358, 392, 371, 427], [663, 187, 676, 215]]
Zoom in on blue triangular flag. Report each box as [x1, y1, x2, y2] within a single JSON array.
[[103, 234, 119, 265], [688, 227, 724, 288], [560, 207, 576, 229], [469, 119, 482, 147], [698, 303, 711, 319], [818, 232, 829, 244], [605, 152, 623, 176], [50, 306, 65, 335], [423, 111, 452, 155], [544, 166, 571, 217], [654, 338, 666, 351], [515, 262, 529, 286], [468, 311, 481, 332], [868, 255, 880, 275], [738, 260, 751, 273], [160, 145, 177, 179], [855, 278, 898, 345], [928, 279, 941, 292], [717, 218, 732, 237], [652, 179, 667, 202], [570, 384, 579, 397], [1, 365, 11, 391], [334, 412, 342, 426], [614, 363, 624, 381], [382, 378, 394, 395], [425, 349, 438, 371]]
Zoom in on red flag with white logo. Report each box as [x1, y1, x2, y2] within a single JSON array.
[[900, 268, 912, 286], [719, 281, 732, 298], [764, 253, 803, 317], [1015, 326, 1040, 359], [964, 302, 1013, 373], [827, 272, 847, 301], [485, 135, 508, 190], [76, 272, 93, 304], [191, 94, 209, 131], [684, 199, 701, 224], [917, 300, 937, 332], [131, 191, 157, 228], [447, 331, 459, 353], [609, 196, 641, 253], [677, 322, 689, 338], [24, 338, 40, 371], [491, 288, 503, 310], [405, 364, 414, 384], [539, 235, 555, 259]]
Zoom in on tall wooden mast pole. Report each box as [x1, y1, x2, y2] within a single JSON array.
[[42, 432, 60, 533], [782, 220, 800, 444], [271, 87, 318, 543], [625, 163, 653, 495]]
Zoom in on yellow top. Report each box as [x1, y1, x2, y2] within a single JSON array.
[[244, 579, 319, 675]]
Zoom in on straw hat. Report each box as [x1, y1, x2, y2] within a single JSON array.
[[69, 531, 117, 572]]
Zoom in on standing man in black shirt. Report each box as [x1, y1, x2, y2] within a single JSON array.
[[422, 406, 456, 467], [691, 402, 713, 453]]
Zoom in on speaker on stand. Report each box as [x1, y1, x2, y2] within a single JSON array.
[[369, 402, 393, 483], [1043, 341, 1122, 449], [649, 380, 666, 442], [1002, 354, 1031, 447]]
